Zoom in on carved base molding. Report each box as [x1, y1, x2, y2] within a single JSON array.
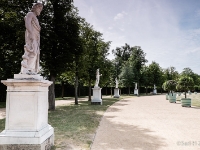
[[0, 135, 53, 150]]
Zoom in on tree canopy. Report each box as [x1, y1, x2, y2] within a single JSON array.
[[1, 0, 200, 104]]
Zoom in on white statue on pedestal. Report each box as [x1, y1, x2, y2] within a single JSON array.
[[154, 84, 156, 89], [115, 78, 118, 88], [20, 3, 43, 75], [135, 82, 137, 89], [94, 69, 102, 87]]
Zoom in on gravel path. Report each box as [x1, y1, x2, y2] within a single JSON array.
[[91, 95, 200, 150]]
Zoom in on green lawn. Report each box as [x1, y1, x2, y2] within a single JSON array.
[[0, 102, 6, 108], [176, 93, 200, 107], [49, 97, 122, 149], [0, 119, 5, 132]]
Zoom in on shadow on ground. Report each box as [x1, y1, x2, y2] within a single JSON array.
[[92, 116, 167, 150]]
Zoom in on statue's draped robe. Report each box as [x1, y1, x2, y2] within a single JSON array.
[[25, 15, 40, 73]]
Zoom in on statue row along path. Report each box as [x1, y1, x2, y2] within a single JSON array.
[[91, 95, 200, 150]]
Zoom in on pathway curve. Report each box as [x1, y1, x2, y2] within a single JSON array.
[[91, 95, 200, 150]]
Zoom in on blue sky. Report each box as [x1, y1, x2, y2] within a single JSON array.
[[74, 0, 200, 74]]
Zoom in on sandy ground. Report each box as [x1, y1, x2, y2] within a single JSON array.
[[90, 95, 200, 150], [0, 98, 88, 120]]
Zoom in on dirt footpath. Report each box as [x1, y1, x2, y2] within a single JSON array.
[[91, 95, 200, 150], [0, 98, 88, 120]]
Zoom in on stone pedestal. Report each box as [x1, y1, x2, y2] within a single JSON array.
[[134, 89, 138, 95], [0, 74, 54, 150], [153, 89, 157, 94], [92, 87, 102, 105], [114, 88, 120, 98]]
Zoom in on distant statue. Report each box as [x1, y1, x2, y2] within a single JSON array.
[[115, 78, 118, 88], [94, 69, 102, 87], [20, 3, 43, 75], [135, 83, 137, 89], [154, 84, 156, 89]]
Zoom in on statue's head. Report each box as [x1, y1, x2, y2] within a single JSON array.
[[31, 3, 43, 16]]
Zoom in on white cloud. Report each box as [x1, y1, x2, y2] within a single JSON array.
[[119, 28, 124, 31], [114, 11, 127, 21], [74, 0, 200, 74], [89, 6, 94, 14]]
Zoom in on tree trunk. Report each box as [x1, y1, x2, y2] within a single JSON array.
[[138, 81, 140, 96], [75, 75, 78, 105], [88, 79, 91, 101], [61, 81, 64, 98], [128, 86, 130, 95], [145, 87, 147, 95], [110, 87, 112, 97], [78, 84, 80, 97], [106, 86, 107, 96], [49, 75, 55, 111]]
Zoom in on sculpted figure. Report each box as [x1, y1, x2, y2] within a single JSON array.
[[135, 83, 137, 89], [154, 84, 156, 89], [115, 78, 118, 88], [95, 69, 102, 87], [20, 3, 43, 74]]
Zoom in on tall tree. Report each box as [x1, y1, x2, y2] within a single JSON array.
[[163, 66, 179, 81], [40, 0, 81, 110], [79, 23, 111, 101], [148, 61, 163, 88], [128, 46, 148, 95], [119, 62, 134, 95], [180, 67, 200, 86], [140, 66, 151, 94], [181, 67, 194, 77], [112, 43, 133, 76]]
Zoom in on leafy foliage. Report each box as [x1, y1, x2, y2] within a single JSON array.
[[166, 80, 177, 95], [148, 61, 163, 88], [162, 81, 168, 92], [163, 66, 179, 81], [112, 43, 134, 77], [40, 0, 76, 77], [119, 62, 134, 88], [0, 0, 36, 79], [177, 76, 194, 98]]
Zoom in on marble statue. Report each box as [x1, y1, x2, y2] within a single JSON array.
[[20, 3, 43, 75], [154, 84, 156, 89], [95, 69, 102, 87], [115, 78, 118, 88], [135, 82, 137, 89]]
